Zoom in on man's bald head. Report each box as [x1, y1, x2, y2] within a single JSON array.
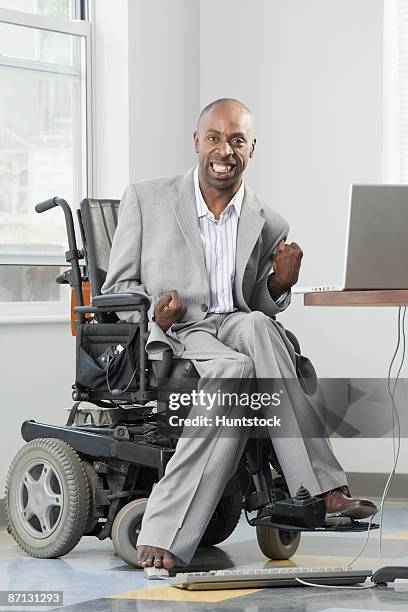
[[197, 98, 255, 136]]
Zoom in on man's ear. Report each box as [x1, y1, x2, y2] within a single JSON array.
[[193, 131, 199, 154], [249, 138, 256, 158]]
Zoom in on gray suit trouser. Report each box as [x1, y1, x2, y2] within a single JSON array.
[[137, 311, 347, 564]]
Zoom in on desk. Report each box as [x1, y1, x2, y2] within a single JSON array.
[[304, 289, 408, 307], [303, 288, 408, 584]]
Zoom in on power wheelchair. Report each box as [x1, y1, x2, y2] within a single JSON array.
[[5, 196, 376, 568]]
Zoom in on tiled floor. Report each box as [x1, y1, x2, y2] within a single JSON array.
[[1, 501, 408, 611]]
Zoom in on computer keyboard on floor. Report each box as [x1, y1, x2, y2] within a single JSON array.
[[169, 566, 372, 590]]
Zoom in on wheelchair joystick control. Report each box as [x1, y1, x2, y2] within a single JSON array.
[[293, 484, 312, 503], [252, 483, 326, 530]]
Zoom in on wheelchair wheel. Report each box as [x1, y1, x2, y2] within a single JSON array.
[[199, 493, 242, 547], [256, 524, 301, 560], [111, 498, 148, 567], [5, 438, 89, 558]]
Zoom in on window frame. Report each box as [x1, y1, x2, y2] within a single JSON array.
[[0, 4, 92, 323]]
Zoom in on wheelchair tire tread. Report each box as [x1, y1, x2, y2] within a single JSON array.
[[256, 524, 301, 560], [5, 438, 90, 559]]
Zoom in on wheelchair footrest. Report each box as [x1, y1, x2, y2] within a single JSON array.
[[249, 484, 378, 532], [250, 513, 379, 532]]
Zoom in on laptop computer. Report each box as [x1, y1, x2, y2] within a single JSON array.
[[293, 184, 408, 293]]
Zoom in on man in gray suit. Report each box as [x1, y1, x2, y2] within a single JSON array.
[[102, 98, 377, 569]]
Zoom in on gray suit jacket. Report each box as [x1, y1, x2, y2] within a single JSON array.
[[101, 168, 291, 356]]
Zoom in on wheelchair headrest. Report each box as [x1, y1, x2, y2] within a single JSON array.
[[80, 198, 120, 297]]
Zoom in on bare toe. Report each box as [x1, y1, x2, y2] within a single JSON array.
[[137, 545, 174, 569], [162, 555, 175, 570], [137, 544, 148, 560]]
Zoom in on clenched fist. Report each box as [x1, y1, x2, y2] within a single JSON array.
[[268, 240, 303, 295], [153, 290, 187, 332]]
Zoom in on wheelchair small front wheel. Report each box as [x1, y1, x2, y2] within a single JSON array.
[[5, 438, 89, 558], [256, 525, 301, 560], [199, 493, 242, 547], [111, 498, 148, 567]]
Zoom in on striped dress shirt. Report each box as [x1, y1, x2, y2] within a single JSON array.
[[193, 167, 287, 313]]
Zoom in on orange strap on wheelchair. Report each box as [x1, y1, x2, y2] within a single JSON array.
[[70, 281, 91, 336]]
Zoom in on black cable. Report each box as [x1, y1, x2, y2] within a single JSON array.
[[105, 354, 139, 396]]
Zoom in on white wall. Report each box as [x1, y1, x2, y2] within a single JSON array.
[[128, 0, 200, 181], [92, 0, 199, 194], [92, 0, 131, 197]]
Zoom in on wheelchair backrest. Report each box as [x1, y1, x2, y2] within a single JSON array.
[[80, 199, 120, 297]]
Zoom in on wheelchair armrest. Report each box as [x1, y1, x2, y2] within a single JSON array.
[[73, 293, 150, 315], [92, 292, 150, 308]]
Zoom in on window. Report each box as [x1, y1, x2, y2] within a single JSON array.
[[0, 0, 81, 20], [0, 264, 68, 301], [0, 2, 91, 321]]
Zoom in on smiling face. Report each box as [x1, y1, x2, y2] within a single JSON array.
[[194, 100, 256, 192]]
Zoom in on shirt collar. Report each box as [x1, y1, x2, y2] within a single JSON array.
[[193, 166, 244, 219]]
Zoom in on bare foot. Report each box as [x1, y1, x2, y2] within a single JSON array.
[[137, 545, 175, 569]]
